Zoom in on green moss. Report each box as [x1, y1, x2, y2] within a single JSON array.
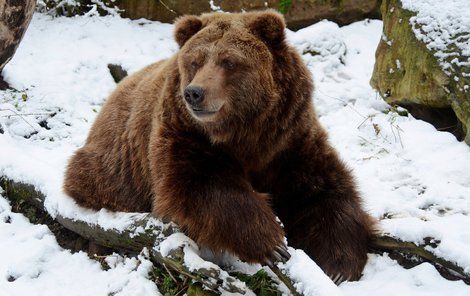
[[151, 264, 216, 296], [278, 0, 292, 14], [0, 178, 47, 224], [371, 0, 449, 107], [233, 270, 282, 296], [152, 265, 181, 295], [186, 283, 217, 296], [382, 105, 409, 116]]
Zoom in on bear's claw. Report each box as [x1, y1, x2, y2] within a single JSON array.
[[276, 245, 291, 260], [272, 250, 283, 262], [265, 244, 291, 268], [329, 273, 350, 285]]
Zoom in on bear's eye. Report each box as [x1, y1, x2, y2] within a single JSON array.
[[221, 59, 235, 70], [190, 61, 199, 70]]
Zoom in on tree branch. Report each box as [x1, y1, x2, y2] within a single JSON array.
[[371, 235, 470, 284]]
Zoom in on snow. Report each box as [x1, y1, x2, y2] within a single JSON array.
[[0, 194, 159, 296], [281, 249, 341, 295], [209, 0, 223, 12], [1, 12, 470, 295], [341, 254, 469, 296], [288, 20, 347, 64], [400, 0, 470, 77]]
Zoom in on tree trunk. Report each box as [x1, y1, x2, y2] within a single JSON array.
[[0, 0, 36, 76]]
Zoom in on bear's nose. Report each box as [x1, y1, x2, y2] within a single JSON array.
[[184, 86, 205, 106]]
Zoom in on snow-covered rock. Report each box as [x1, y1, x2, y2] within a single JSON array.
[[371, 0, 470, 144]]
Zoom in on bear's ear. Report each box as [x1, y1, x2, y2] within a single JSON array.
[[174, 15, 203, 47], [247, 10, 286, 48]]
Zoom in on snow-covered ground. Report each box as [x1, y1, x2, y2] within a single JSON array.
[[0, 12, 469, 295]]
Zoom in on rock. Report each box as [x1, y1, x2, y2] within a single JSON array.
[[114, 0, 209, 24], [0, 74, 9, 90], [0, 0, 36, 73], [283, 0, 381, 29], [103, 0, 381, 29], [371, 0, 470, 144], [107, 64, 128, 83]]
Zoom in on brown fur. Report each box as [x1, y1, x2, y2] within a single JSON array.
[[64, 10, 376, 280]]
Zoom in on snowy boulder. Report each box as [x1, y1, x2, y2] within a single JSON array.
[[371, 0, 470, 144]]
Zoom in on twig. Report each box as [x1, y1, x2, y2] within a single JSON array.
[[158, 0, 177, 15], [317, 89, 366, 119], [175, 287, 186, 296], [0, 108, 39, 131], [163, 262, 178, 284], [0, 112, 54, 117], [357, 115, 373, 129], [270, 265, 301, 296]]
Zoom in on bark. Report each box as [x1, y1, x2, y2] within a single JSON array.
[[0, 0, 36, 74]]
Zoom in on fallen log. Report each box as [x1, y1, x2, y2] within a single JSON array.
[[0, 176, 301, 295], [1, 176, 469, 294]]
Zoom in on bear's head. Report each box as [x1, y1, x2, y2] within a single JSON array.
[[174, 10, 306, 142]]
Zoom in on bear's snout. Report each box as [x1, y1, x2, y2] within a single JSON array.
[[184, 85, 205, 107]]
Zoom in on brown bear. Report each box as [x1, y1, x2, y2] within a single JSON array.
[[64, 10, 376, 282]]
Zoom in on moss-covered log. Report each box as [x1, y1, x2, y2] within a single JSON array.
[[0, 177, 302, 295], [1, 176, 469, 293]]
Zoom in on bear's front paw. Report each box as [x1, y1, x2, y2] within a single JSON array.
[[237, 225, 290, 266], [232, 194, 290, 266], [322, 254, 368, 285]]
